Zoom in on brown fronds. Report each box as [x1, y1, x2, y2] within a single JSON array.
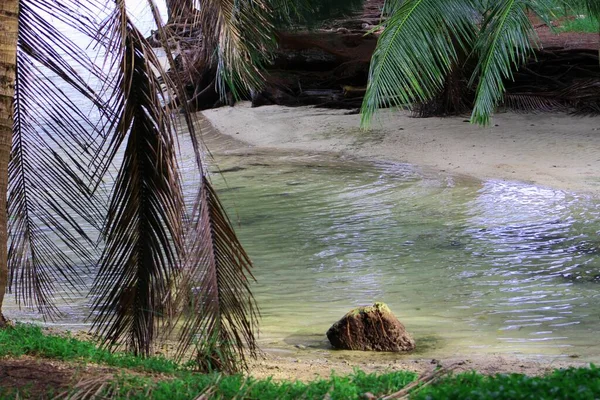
[[8, 0, 105, 318], [90, 2, 185, 356], [176, 176, 258, 373]]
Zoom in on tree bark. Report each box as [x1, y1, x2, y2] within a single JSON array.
[[0, 0, 18, 326]]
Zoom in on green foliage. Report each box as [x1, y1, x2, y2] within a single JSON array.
[[559, 14, 599, 32], [0, 324, 181, 374], [5, 325, 600, 400], [361, 0, 600, 126], [470, 0, 555, 125], [269, 0, 365, 27], [412, 366, 600, 399], [80, 369, 417, 400], [361, 0, 478, 127]]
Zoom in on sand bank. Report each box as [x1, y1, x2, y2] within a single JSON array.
[[247, 352, 587, 382], [203, 103, 600, 194]]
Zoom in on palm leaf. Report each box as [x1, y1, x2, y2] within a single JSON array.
[[195, 0, 276, 100], [176, 176, 258, 373], [89, 1, 185, 356], [469, 0, 555, 125], [146, 0, 259, 371], [360, 0, 477, 127], [8, 0, 106, 318]]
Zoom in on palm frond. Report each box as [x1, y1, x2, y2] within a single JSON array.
[[146, 0, 259, 371], [8, 0, 106, 318], [469, 0, 555, 125], [90, 2, 185, 356], [360, 0, 478, 127], [501, 93, 565, 112], [197, 0, 276, 100], [176, 176, 258, 373]]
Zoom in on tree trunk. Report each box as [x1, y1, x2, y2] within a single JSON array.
[[0, 0, 19, 326]]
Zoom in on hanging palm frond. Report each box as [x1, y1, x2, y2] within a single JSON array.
[[89, 1, 185, 356], [360, 0, 478, 127], [175, 176, 258, 373], [469, 0, 555, 125], [8, 0, 105, 318], [146, 0, 259, 371], [194, 0, 276, 100]]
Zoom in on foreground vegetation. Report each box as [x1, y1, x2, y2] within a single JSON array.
[[0, 324, 599, 399]]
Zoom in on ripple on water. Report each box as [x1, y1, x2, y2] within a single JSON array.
[[5, 150, 600, 361]]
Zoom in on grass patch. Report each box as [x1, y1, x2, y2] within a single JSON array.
[[2, 324, 600, 399], [558, 15, 599, 33], [412, 366, 600, 400], [0, 323, 181, 373], [69, 369, 418, 400]]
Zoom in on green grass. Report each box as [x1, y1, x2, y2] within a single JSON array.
[[412, 366, 600, 400], [2, 324, 600, 399], [97, 369, 417, 400], [0, 323, 182, 373], [558, 15, 599, 33]]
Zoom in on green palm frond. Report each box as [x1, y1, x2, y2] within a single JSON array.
[[197, 0, 276, 100], [8, 0, 105, 318], [469, 0, 554, 125], [360, 0, 478, 127], [90, 1, 185, 356]]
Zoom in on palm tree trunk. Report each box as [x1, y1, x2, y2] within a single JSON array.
[[0, 0, 19, 326]]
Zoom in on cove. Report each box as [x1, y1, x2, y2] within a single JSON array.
[[5, 129, 600, 364]]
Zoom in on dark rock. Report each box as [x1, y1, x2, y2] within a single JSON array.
[[326, 302, 415, 352]]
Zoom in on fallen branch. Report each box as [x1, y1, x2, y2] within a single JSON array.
[[381, 364, 460, 400]]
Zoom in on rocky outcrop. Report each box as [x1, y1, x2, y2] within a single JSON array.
[[326, 302, 415, 352]]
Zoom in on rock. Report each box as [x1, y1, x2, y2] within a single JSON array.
[[326, 302, 415, 352]]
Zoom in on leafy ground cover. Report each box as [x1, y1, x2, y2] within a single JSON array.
[[1, 324, 600, 399], [559, 14, 599, 33]]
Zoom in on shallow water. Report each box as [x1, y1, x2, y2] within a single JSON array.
[[202, 144, 600, 363], [6, 129, 600, 362]]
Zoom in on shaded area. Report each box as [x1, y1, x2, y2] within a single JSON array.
[[162, 0, 600, 115]]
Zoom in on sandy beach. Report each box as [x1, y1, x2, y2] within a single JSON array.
[[203, 103, 600, 195]]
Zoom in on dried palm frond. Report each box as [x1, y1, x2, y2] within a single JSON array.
[[176, 176, 258, 373], [8, 0, 105, 318], [89, 0, 185, 356], [561, 78, 600, 115], [501, 93, 565, 112], [145, 0, 259, 371]]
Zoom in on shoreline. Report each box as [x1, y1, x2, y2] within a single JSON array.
[[247, 352, 589, 382], [202, 103, 600, 195]]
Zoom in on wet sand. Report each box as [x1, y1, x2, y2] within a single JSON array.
[[203, 103, 600, 195]]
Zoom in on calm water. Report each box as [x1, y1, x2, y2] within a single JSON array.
[[7, 3, 600, 363], [203, 140, 600, 362], [6, 125, 600, 362]]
